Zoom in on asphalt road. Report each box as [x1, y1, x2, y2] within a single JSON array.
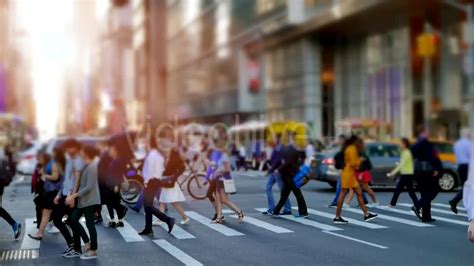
[[1, 171, 473, 266]]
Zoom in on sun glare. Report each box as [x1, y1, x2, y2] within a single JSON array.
[[15, 0, 73, 140]]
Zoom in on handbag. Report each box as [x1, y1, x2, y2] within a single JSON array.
[[223, 179, 236, 194]]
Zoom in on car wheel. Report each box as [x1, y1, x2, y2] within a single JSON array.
[[438, 171, 457, 192]]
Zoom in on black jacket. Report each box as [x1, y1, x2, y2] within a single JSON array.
[[411, 138, 443, 172], [277, 144, 305, 180]]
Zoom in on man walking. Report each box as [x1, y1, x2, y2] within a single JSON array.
[[262, 134, 291, 215], [272, 133, 308, 218], [449, 128, 471, 214], [411, 126, 443, 223]]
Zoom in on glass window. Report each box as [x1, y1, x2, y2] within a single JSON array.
[[366, 144, 400, 158]]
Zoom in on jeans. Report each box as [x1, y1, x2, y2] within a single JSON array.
[[390, 174, 419, 207], [71, 205, 99, 251], [273, 176, 307, 216], [451, 164, 469, 205], [265, 173, 291, 213], [144, 179, 171, 231], [416, 171, 439, 220], [53, 195, 88, 251], [331, 177, 368, 205]]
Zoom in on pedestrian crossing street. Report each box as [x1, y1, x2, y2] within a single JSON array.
[[4, 202, 470, 265]]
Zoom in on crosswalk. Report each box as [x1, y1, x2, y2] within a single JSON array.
[[2, 202, 469, 264]]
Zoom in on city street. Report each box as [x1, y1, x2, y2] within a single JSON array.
[[1, 171, 472, 266]]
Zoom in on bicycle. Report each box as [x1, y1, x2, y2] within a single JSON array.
[[176, 156, 209, 200], [120, 159, 144, 205]]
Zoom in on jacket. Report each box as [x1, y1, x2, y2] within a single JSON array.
[[277, 144, 306, 180], [411, 138, 443, 172], [341, 145, 361, 181]]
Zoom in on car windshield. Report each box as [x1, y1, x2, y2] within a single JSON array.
[[366, 144, 400, 158]]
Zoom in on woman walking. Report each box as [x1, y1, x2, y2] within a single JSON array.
[[346, 139, 378, 207], [105, 144, 128, 228], [66, 146, 101, 260], [387, 138, 419, 208], [210, 138, 244, 224], [28, 149, 65, 240], [333, 136, 377, 224]]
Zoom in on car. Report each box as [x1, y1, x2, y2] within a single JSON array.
[[311, 142, 460, 192], [45, 136, 108, 155], [16, 140, 43, 176]]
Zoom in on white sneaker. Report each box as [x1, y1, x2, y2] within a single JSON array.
[[152, 220, 163, 226], [80, 251, 97, 260], [180, 217, 190, 225], [343, 203, 350, 209], [48, 225, 60, 234]]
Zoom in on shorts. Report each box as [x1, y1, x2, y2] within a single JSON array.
[[357, 171, 372, 183], [42, 190, 59, 210]]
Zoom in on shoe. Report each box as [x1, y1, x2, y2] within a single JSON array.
[[422, 218, 436, 223], [27, 233, 42, 241], [333, 217, 349, 224], [294, 214, 309, 219], [261, 210, 271, 215], [12, 222, 21, 240], [108, 222, 117, 228], [180, 217, 190, 225], [80, 251, 97, 260], [61, 246, 75, 257], [152, 220, 163, 226], [48, 225, 60, 234], [211, 213, 217, 221], [411, 206, 422, 221], [167, 218, 175, 234], [343, 203, 350, 209], [281, 211, 292, 215], [116, 221, 124, 228], [138, 229, 153, 236], [449, 200, 458, 214], [64, 250, 82, 258], [364, 213, 378, 222], [387, 205, 396, 208], [328, 203, 337, 208]]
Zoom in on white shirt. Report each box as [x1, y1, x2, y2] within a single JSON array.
[[305, 144, 315, 166], [142, 149, 165, 184], [239, 146, 246, 157], [464, 142, 474, 221], [454, 138, 471, 165]]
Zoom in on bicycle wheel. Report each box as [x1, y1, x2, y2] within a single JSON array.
[[187, 173, 210, 200], [120, 179, 143, 205]]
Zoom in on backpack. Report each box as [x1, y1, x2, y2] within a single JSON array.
[[0, 159, 14, 187], [334, 151, 345, 170]]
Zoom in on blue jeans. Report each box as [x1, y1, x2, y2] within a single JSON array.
[[331, 177, 368, 205], [265, 173, 291, 213]]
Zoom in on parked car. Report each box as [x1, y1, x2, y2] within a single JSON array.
[[311, 142, 460, 192], [16, 140, 43, 176]]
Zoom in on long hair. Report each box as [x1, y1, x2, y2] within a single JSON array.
[[53, 148, 66, 172]]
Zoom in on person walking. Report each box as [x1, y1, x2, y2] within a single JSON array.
[[237, 144, 247, 171], [271, 133, 308, 218], [156, 132, 189, 225], [138, 135, 175, 236], [262, 134, 291, 215], [387, 138, 419, 208], [209, 137, 244, 224], [95, 140, 112, 224], [66, 146, 101, 260], [105, 144, 128, 228], [52, 138, 89, 258], [31, 152, 46, 229], [28, 149, 65, 240], [411, 126, 443, 223], [463, 138, 474, 242], [346, 139, 378, 207], [333, 135, 377, 224], [0, 154, 21, 240], [449, 128, 471, 214]]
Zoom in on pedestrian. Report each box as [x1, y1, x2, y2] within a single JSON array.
[[346, 138, 379, 207], [138, 134, 175, 236], [66, 145, 101, 260], [271, 132, 308, 218], [229, 143, 239, 171], [0, 153, 21, 240], [28, 149, 65, 240], [237, 143, 247, 171], [333, 135, 378, 224], [31, 152, 46, 229], [462, 139, 474, 242], [105, 143, 128, 228], [262, 134, 291, 215], [52, 138, 89, 258], [411, 126, 443, 223], [387, 138, 419, 208], [449, 128, 471, 214], [208, 136, 244, 224], [95, 140, 112, 224], [156, 130, 189, 225]]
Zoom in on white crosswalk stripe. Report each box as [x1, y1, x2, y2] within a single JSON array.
[[185, 211, 244, 236], [222, 209, 293, 233], [255, 208, 342, 231], [373, 206, 469, 226], [398, 203, 468, 218], [20, 218, 40, 250], [298, 207, 388, 229], [116, 220, 145, 242], [345, 207, 433, 227], [159, 223, 196, 240], [431, 203, 467, 212], [153, 239, 203, 266], [322, 231, 389, 249]]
